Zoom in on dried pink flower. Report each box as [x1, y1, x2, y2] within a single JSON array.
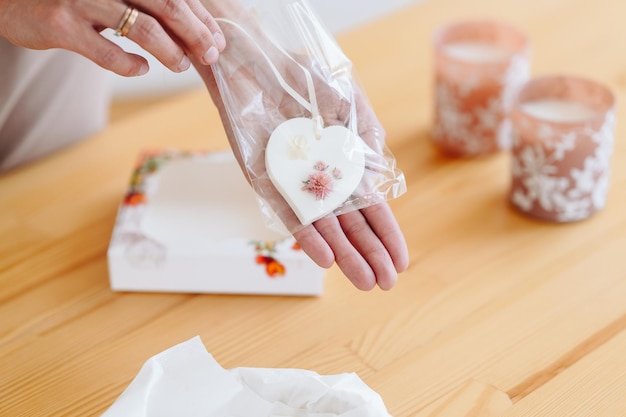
[[332, 167, 343, 179], [302, 171, 334, 200], [314, 161, 329, 171]]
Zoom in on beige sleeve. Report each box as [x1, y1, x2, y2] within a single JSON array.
[[0, 37, 111, 172]]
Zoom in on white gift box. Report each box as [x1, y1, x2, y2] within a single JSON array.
[[107, 150, 326, 295]]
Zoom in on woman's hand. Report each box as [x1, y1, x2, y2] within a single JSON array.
[[292, 201, 409, 291], [0, 0, 225, 76], [192, 8, 408, 291]]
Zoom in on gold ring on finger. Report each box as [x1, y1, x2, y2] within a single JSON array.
[[115, 6, 139, 37]]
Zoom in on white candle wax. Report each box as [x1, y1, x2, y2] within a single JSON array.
[[443, 41, 510, 63], [520, 99, 599, 123]]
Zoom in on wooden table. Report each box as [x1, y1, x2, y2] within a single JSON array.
[[2, 0, 626, 415]]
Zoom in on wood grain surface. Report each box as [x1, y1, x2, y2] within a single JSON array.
[[2, 0, 626, 415]]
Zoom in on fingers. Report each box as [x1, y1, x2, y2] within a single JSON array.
[[314, 215, 378, 291], [292, 226, 335, 269], [44, 5, 152, 77], [361, 203, 409, 273], [63, 0, 226, 76], [185, 0, 224, 42], [123, 10, 193, 72], [336, 210, 399, 291], [129, 0, 226, 65], [297, 203, 408, 292], [73, 29, 150, 77]]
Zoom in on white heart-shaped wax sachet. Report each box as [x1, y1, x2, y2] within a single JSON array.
[[266, 117, 366, 226]]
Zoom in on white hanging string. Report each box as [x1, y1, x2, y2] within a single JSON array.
[[214, 17, 322, 134]]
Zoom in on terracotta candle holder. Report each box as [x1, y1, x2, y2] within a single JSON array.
[[509, 75, 616, 222], [432, 20, 530, 156]]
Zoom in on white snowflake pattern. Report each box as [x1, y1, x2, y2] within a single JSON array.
[[497, 118, 513, 150], [511, 113, 615, 221], [500, 54, 530, 108], [434, 83, 472, 144], [475, 97, 502, 132], [434, 55, 529, 155]]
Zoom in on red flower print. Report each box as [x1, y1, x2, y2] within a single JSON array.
[[124, 192, 146, 206], [256, 255, 273, 265], [251, 241, 287, 278], [265, 259, 286, 277]]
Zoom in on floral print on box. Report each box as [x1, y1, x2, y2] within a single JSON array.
[[251, 241, 286, 278], [113, 150, 297, 277], [115, 149, 186, 268], [122, 149, 193, 207]]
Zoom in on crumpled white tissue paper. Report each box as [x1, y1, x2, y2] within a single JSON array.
[[101, 336, 393, 417]]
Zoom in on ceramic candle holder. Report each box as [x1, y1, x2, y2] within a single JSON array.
[[432, 20, 530, 156], [509, 75, 616, 222]]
